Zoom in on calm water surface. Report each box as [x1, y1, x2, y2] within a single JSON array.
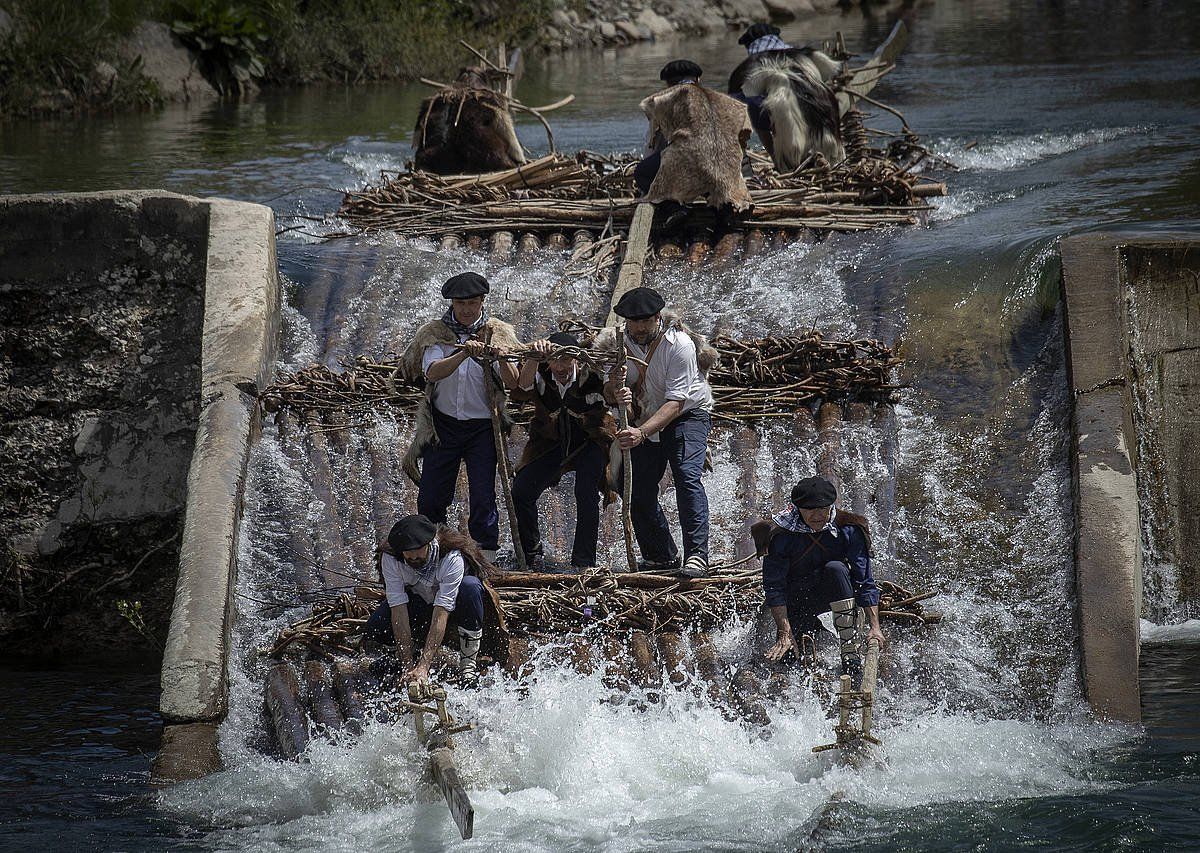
[[2, 0, 1199, 848]]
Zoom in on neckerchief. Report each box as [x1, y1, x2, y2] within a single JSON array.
[[774, 504, 839, 537], [747, 34, 792, 55], [442, 306, 488, 341], [404, 539, 441, 582]]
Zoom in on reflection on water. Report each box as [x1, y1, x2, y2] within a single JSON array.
[[2, 0, 1200, 848]]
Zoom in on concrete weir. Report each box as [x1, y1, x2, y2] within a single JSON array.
[[1059, 231, 1200, 723], [155, 198, 281, 782], [0, 190, 281, 783]]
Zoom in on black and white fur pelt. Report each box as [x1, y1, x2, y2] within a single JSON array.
[[735, 49, 844, 170]]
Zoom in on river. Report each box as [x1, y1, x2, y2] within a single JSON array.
[[2, 0, 1199, 848]]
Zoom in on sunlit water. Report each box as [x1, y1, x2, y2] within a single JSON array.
[[2, 0, 1199, 848]]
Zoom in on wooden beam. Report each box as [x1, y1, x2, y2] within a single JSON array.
[[606, 202, 655, 326]]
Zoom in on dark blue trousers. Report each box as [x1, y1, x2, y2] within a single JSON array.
[[785, 560, 854, 633], [629, 409, 711, 563], [512, 434, 606, 567], [363, 575, 485, 644], [634, 149, 662, 196], [417, 411, 499, 550]]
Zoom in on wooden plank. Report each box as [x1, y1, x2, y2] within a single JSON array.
[[429, 741, 474, 839], [606, 202, 656, 325]]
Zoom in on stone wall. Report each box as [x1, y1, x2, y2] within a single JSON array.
[[0, 192, 208, 656]]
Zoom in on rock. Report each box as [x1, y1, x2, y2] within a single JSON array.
[[762, 0, 816, 19], [567, 9, 581, 24], [598, 20, 618, 40], [551, 9, 572, 28], [0, 8, 13, 40], [635, 8, 676, 38], [615, 20, 646, 40], [117, 21, 218, 103], [92, 61, 119, 93], [718, 0, 772, 23], [32, 88, 74, 112]]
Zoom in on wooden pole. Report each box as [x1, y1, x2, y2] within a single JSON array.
[[481, 327, 527, 571], [615, 326, 637, 572], [860, 636, 881, 739]]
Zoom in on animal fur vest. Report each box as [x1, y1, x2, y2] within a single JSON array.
[[396, 316, 521, 484], [638, 83, 754, 212], [750, 509, 873, 558], [512, 365, 619, 504]]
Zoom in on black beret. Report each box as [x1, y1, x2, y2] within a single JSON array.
[[790, 476, 837, 509], [388, 514, 437, 553], [660, 59, 702, 83], [547, 330, 579, 348], [441, 271, 489, 299], [738, 23, 780, 46], [613, 287, 666, 319]]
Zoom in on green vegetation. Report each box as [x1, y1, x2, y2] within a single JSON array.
[[0, 0, 554, 116], [0, 0, 163, 115], [169, 1, 267, 94]]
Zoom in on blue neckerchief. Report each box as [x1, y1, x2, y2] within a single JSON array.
[[405, 539, 441, 581], [774, 504, 838, 536]]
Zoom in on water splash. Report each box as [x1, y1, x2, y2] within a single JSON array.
[[932, 127, 1144, 171]]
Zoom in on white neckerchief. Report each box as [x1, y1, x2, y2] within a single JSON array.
[[774, 504, 838, 536]]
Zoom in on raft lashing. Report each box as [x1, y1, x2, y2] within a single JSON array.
[[250, 22, 946, 839]]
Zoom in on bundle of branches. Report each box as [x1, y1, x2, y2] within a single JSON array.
[[707, 332, 902, 419], [878, 580, 941, 626], [488, 568, 762, 634], [259, 330, 901, 422], [259, 355, 426, 416], [266, 592, 374, 658]]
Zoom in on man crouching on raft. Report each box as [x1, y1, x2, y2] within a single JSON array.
[[604, 286, 717, 578], [364, 514, 490, 686], [752, 476, 885, 681]]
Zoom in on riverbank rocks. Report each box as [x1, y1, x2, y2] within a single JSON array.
[[117, 21, 218, 103]]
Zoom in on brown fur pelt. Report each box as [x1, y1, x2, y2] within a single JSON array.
[[638, 83, 753, 211], [396, 316, 520, 484], [750, 509, 873, 558], [414, 67, 525, 175]]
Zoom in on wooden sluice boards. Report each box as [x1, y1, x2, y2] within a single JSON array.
[[274, 411, 324, 593]]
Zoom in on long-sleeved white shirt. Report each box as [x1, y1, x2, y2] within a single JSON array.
[[380, 549, 465, 610]]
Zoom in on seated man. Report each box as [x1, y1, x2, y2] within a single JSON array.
[[511, 331, 616, 569], [727, 23, 845, 169], [364, 514, 490, 686], [634, 59, 753, 232], [752, 476, 884, 680]]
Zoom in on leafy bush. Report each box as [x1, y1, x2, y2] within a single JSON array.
[[169, 0, 267, 94], [0, 0, 162, 115]]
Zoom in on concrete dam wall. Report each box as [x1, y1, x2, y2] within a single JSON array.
[[0, 191, 280, 780]]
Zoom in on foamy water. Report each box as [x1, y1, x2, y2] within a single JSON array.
[[157, 215, 1138, 849], [931, 127, 1144, 172]]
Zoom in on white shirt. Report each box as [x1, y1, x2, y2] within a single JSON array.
[[520, 364, 578, 398], [620, 326, 713, 440], [380, 550, 465, 610], [422, 338, 500, 420]]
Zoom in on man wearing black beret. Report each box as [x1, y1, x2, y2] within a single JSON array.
[[510, 330, 617, 569], [363, 514, 493, 685], [750, 475, 884, 681], [633, 58, 752, 232], [603, 287, 718, 578], [396, 272, 521, 562]]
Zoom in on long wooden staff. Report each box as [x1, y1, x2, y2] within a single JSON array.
[[480, 327, 527, 572], [616, 326, 637, 572]]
